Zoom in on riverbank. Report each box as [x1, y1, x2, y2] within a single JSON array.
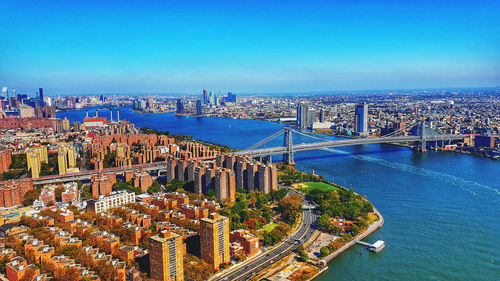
[[321, 206, 384, 263], [57, 106, 500, 280]]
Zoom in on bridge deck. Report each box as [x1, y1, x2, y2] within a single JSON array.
[[238, 134, 466, 157]]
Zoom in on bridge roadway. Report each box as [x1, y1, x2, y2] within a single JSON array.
[[237, 134, 466, 157], [214, 190, 317, 281], [28, 156, 216, 185]]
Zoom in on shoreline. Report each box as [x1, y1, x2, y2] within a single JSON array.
[[305, 179, 385, 280]]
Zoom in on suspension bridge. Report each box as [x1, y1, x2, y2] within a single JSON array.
[[236, 121, 467, 164]]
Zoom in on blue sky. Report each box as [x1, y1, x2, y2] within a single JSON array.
[[1, 0, 499, 95]]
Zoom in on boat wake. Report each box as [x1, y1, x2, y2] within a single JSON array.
[[321, 147, 500, 202]]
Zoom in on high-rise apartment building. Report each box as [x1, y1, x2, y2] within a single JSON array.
[[91, 173, 114, 199], [214, 169, 235, 202], [226, 93, 237, 103], [27, 153, 41, 178], [149, 231, 184, 281], [38, 88, 44, 106], [176, 99, 184, 114], [319, 108, 326, 123], [26, 146, 47, 178], [0, 150, 12, 173], [297, 103, 314, 129], [196, 100, 202, 116], [58, 150, 68, 175], [354, 103, 368, 135], [66, 147, 76, 168], [203, 89, 208, 104], [62, 117, 70, 131], [200, 213, 230, 270]]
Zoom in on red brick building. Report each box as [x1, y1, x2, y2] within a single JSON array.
[[133, 169, 153, 193], [0, 179, 33, 208], [0, 150, 12, 173], [229, 229, 259, 257]]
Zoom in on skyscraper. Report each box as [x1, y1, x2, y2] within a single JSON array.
[[1, 87, 7, 98], [58, 150, 68, 175], [203, 89, 208, 104], [297, 103, 314, 129], [226, 92, 236, 103], [319, 108, 326, 123], [354, 103, 368, 135], [200, 213, 230, 270], [196, 100, 202, 116], [149, 231, 184, 281], [209, 91, 215, 105], [176, 99, 184, 114], [38, 88, 44, 106]]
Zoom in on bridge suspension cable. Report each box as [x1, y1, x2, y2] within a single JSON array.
[[288, 128, 332, 142], [242, 129, 285, 151], [380, 120, 417, 138]]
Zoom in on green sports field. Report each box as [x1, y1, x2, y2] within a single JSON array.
[[300, 182, 339, 193]]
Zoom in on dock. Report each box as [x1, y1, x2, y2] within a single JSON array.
[[356, 240, 385, 253], [356, 240, 371, 247]]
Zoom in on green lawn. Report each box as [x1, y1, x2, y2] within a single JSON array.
[[301, 182, 339, 193], [261, 223, 277, 232]]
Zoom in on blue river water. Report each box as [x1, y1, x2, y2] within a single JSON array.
[[59, 107, 500, 280]]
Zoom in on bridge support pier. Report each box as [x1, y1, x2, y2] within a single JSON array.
[[283, 127, 294, 165], [418, 120, 427, 152], [264, 155, 272, 163]]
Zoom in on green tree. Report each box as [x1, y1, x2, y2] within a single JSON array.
[[205, 189, 216, 199], [54, 187, 64, 201], [297, 249, 309, 262], [147, 181, 162, 194], [0, 259, 8, 274], [320, 246, 330, 257], [22, 189, 42, 206], [317, 214, 332, 232], [82, 185, 92, 199]]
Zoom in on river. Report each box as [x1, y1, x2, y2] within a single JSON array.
[[58, 106, 500, 280]]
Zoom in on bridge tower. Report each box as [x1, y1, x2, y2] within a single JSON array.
[[418, 120, 427, 152], [283, 127, 294, 165]]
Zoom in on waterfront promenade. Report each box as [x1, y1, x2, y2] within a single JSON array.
[[58, 107, 500, 280], [322, 206, 384, 263]]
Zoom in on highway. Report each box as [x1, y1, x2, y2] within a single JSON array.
[[11, 156, 216, 186], [214, 191, 317, 281]]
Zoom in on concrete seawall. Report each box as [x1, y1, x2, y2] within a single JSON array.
[[321, 206, 384, 263]]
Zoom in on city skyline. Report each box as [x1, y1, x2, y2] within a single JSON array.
[[1, 0, 500, 95]]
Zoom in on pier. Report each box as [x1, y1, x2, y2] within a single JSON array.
[[356, 240, 385, 253]]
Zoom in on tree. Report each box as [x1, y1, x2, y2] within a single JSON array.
[[297, 249, 309, 262], [320, 246, 330, 257], [233, 251, 247, 262], [351, 224, 360, 236], [82, 185, 92, 199], [270, 188, 288, 201], [317, 214, 330, 231], [183, 254, 214, 281], [22, 189, 41, 206], [147, 181, 162, 194], [204, 189, 216, 199], [54, 187, 64, 201], [0, 260, 7, 274]]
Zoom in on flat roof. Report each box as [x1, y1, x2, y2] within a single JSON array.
[[372, 240, 385, 248]]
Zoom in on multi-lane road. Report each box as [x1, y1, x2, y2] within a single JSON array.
[[214, 191, 318, 281]]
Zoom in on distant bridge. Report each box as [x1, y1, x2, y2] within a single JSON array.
[[236, 121, 467, 164]]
